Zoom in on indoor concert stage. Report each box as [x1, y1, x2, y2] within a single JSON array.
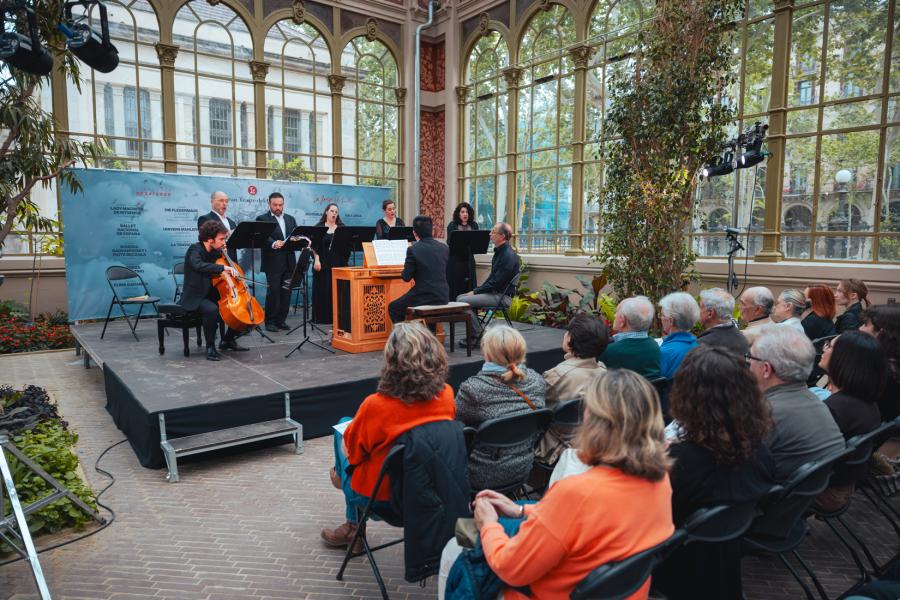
[[71, 318, 565, 469]]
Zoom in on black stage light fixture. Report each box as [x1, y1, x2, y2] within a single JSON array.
[[62, 0, 118, 73], [0, 4, 53, 76], [736, 121, 770, 169], [701, 149, 735, 179]]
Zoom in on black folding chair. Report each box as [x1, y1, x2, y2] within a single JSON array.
[[100, 266, 160, 341], [570, 529, 686, 600], [336, 443, 405, 600], [683, 501, 759, 543], [172, 261, 185, 303], [532, 399, 583, 487], [475, 272, 521, 338], [648, 377, 671, 422], [464, 408, 554, 496], [743, 447, 855, 600]]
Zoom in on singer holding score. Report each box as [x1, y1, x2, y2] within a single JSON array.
[[256, 192, 298, 332], [312, 203, 349, 325]]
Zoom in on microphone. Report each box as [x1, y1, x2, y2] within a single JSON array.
[[724, 226, 741, 236]]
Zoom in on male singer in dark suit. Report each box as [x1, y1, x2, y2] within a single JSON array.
[[256, 192, 298, 332], [180, 220, 248, 361], [198, 190, 238, 261], [388, 215, 450, 324]]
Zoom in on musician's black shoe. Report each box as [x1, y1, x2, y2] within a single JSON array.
[[277, 322, 291, 331], [206, 346, 221, 361], [264, 323, 280, 332], [219, 339, 249, 352], [458, 338, 479, 349]]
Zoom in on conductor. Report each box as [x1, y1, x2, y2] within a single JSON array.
[[388, 215, 450, 324], [256, 192, 297, 332]]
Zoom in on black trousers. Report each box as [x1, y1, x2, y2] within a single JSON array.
[[264, 266, 293, 325], [197, 298, 236, 347]]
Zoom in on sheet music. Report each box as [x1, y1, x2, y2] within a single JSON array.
[[372, 240, 407, 265]]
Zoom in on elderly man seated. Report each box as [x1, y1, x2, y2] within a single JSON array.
[[747, 324, 845, 538], [658, 292, 700, 379], [697, 287, 749, 356], [598, 296, 660, 379], [738, 286, 774, 344]]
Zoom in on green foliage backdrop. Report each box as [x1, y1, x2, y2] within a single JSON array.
[[595, 0, 744, 302]]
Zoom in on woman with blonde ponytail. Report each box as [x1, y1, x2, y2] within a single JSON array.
[[456, 325, 547, 490]]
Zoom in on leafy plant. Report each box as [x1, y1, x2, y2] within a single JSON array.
[[0, 0, 103, 249], [0, 385, 67, 435], [521, 274, 615, 329], [594, 0, 742, 303], [0, 309, 73, 354], [266, 156, 313, 182], [3, 420, 97, 542]]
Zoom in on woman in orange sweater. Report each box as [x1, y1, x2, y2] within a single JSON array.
[[321, 321, 456, 548], [469, 369, 674, 599]]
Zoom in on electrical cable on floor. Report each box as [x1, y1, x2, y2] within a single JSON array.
[[0, 438, 127, 567]]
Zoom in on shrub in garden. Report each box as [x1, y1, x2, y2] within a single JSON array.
[[0, 301, 72, 354]]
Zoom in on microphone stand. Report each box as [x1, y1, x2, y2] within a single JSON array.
[[725, 232, 744, 296]]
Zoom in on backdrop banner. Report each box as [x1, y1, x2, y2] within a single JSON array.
[[60, 168, 391, 321]]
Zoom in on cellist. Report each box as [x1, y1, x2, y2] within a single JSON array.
[[180, 220, 249, 361]]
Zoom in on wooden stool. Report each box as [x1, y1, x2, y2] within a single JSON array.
[[406, 302, 473, 357], [156, 302, 203, 357]]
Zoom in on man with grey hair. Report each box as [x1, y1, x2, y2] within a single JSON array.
[[738, 286, 774, 344], [198, 191, 238, 261], [697, 287, 749, 356], [457, 222, 519, 345], [658, 292, 700, 378], [598, 296, 660, 379], [747, 324, 844, 537]]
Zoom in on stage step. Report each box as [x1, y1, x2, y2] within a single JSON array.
[[158, 393, 303, 482]]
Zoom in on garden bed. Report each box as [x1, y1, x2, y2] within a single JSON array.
[[0, 301, 72, 355]]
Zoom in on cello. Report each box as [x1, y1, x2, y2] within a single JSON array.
[[212, 244, 266, 331]]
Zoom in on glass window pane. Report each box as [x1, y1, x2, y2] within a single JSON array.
[[788, 6, 824, 108], [824, 0, 888, 102]]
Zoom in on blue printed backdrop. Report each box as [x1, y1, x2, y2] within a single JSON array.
[[61, 169, 391, 321]]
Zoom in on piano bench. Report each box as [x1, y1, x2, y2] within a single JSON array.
[[406, 302, 473, 357]]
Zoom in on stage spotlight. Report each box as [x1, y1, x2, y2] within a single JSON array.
[[0, 7, 52, 76], [62, 1, 119, 73], [735, 121, 769, 169], [701, 150, 735, 179]]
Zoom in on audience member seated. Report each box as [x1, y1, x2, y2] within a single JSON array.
[[862, 304, 900, 421], [696, 288, 749, 356], [653, 345, 775, 600], [802, 285, 837, 341], [440, 369, 674, 600], [456, 325, 547, 491], [811, 331, 886, 513], [658, 292, 700, 378], [770, 289, 807, 332], [598, 296, 661, 379], [835, 278, 869, 333], [537, 314, 608, 464], [739, 286, 774, 344], [746, 325, 845, 537], [321, 322, 456, 549]]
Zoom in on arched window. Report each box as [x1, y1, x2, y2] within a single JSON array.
[[66, 0, 161, 170], [516, 4, 576, 253], [461, 31, 509, 230], [341, 37, 401, 201], [264, 20, 332, 182], [173, 1, 255, 176], [704, 207, 732, 255], [584, 1, 652, 252]]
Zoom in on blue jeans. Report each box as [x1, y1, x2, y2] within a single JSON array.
[[334, 417, 392, 523]]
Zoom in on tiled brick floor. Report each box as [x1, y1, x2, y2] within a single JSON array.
[[1, 349, 898, 599]]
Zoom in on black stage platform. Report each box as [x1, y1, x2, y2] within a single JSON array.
[[72, 318, 565, 469]]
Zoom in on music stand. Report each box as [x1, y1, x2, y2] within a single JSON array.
[[448, 229, 490, 290], [387, 226, 415, 242], [333, 225, 376, 267], [284, 226, 334, 356], [226, 221, 277, 343]]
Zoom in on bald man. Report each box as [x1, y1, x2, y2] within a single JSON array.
[[198, 191, 238, 261]]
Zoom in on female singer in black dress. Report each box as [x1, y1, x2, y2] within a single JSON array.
[[446, 202, 479, 299], [312, 203, 349, 324], [374, 199, 405, 240]]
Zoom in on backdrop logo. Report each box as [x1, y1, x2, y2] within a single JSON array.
[[248, 185, 257, 195]]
